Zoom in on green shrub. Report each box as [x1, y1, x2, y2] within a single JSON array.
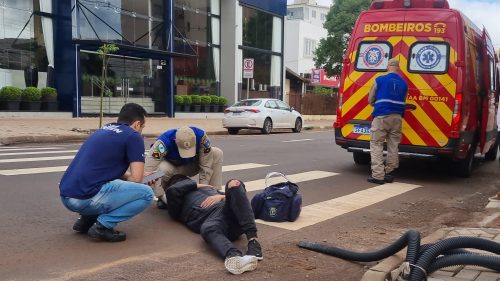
[[191, 95, 201, 105], [175, 95, 184, 105], [209, 95, 219, 104], [312, 86, 333, 95], [0, 86, 22, 101], [41, 87, 57, 101], [217, 96, 227, 105], [183, 95, 192, 105], [200, 96, 211, 105], [22, 87, 41, 101]]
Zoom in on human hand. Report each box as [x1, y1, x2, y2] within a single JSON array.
[[143, 171, 161, 187], [200, 195, 224, 209]]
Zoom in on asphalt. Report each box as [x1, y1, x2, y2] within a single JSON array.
[[0, 112, 498, 280]]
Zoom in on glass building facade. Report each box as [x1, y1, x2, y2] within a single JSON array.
[[0, 0, 285, 117]]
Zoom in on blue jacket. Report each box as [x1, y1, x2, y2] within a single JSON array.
[[372, 73, 408, 117], [157, 127, 210, 166]]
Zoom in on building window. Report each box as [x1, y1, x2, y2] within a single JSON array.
[[242, 6, 273, 51], [0, 0, 52, 89], [321, 13, 326, 21], [173, 0, 220, 95], [311, 10, 316, 18], [303, 38, 317, 57]]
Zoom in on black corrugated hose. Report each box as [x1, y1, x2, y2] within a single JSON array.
[[297, 230, 500, 281]]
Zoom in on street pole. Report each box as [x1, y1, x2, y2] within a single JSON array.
[[246, 78, 250, 99]]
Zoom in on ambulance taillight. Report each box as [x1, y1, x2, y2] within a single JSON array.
[[334, 88, 343, 128], [450, 92, 462, 138]]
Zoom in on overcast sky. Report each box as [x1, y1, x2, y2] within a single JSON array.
[[289, 0, 500, 49]]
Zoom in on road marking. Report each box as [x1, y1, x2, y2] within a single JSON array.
[[228, 171, 339, 192], [0, 150, 78, 157], [0, 156, 75, 163], [256, 182, 421, 230], [281, 139, 313, 143], [0, 162, 272, 176], [222, 163, 271, 172], [0, 166, 69, 175], [0, 146, 76, 152]]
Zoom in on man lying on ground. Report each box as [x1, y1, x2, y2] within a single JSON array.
[[164, 175, 262, 275]]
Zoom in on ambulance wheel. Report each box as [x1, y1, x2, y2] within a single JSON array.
[[455, 144, 476, 178], [353, 152, 371, 165], [484, 138, 498, 161]]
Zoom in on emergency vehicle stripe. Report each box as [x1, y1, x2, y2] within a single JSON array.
[[343, 70, 365, 93], [402, 119, 426, 145], [342, 76, 377, 114], [404, 110, 441, 147]]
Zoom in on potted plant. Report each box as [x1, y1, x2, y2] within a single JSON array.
[[200, 95, 211, 112], [40, 87, 58, 111], [0, 86, 22, 110], [209, 95, 219, 112], [191, 95, 201, 112], [21, 87, 42, 111], [175, 96, 184, 111], [183, 95, 192, 112], [217, 96, 228, 112]]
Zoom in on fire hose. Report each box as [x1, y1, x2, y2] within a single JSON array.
[[297, 230, 500, 281]]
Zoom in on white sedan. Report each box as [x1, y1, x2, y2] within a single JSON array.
[[222, 98, 303, 135]]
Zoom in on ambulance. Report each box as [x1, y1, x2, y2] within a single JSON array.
[[334, 0, 499, 177]]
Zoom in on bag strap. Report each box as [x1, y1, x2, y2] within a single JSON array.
[[265, 172, 292, 188]]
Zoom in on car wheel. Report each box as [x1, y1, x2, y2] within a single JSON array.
[[227, 128, 239, 135], [292, 118, 302, 133], [261, 118, 273, 134]]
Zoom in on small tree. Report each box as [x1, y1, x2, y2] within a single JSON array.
[[97, 43, 119, 128]]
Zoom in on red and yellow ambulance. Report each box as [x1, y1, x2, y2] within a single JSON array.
[[334, 0, 499, 177]]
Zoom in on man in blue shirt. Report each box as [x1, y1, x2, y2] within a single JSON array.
[[59, 103, 154, 242], [145, 126, 223, 208], [367, 58, 408, 184]]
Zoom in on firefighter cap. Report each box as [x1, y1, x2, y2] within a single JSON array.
[[175, 126, 197, 158]]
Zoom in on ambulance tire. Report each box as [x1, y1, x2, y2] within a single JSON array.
[[353, 152, 371, 165], [455, 144, 476, 178], [484, 138, 498, 161]]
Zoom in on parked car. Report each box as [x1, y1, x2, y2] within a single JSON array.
[[222, 98, 303, 135]]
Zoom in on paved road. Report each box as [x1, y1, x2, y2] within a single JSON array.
[[0, 131, 498, 280]]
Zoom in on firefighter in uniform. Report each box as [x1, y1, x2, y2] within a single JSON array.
[[367, 58, 408, 184], [145, 126, 223, 208]]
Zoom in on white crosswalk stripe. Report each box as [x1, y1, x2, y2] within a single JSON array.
[[0, 162, 273, 176], [0, 150, 78, 157], [0, 156, 75, 163], [256, 182, 421, 230]]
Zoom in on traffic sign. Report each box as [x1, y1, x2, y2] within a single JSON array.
[[243, 58, 254, 79]]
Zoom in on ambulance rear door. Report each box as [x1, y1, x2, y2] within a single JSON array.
[[400, 10, 457, 149]]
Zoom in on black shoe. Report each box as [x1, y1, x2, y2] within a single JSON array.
[[246, 239, 263, 261], [384, 173, 394, 183], [87, 222, 126, 242], [157, 199, 168, 209], [72, 215, 97, 233], [367, 177, 385, 184]]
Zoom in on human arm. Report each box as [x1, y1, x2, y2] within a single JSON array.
[[125, 162, 145, 183], [368, 81, 377, 106], [197, 132, 216, 184]]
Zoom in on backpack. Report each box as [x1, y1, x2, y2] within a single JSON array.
[[251, 172, 302, 222]]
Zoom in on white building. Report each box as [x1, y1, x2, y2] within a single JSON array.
[[284, 0, 331, 77]]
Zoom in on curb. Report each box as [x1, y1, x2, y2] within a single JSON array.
[[0, 126, 332, 146]]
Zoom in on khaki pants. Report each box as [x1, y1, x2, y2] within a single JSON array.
[[151, 147, 223, 197], [370, 114, 402, 180]]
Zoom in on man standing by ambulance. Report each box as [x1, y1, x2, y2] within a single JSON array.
[[367, 58, 408, 184]]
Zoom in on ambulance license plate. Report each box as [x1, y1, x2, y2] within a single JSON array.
[[353, 125, 371, 135]]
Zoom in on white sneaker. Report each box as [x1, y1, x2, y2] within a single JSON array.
[[224, 255, 258, 275]]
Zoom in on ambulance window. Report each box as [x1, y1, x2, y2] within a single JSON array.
[[355, 42, 392, 72], [408, 42, 449, 74]]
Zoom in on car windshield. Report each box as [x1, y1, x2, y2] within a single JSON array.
[[233, 100, 262, 106]]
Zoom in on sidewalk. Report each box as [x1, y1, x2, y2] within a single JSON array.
[[0, 113, 335, 145]]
